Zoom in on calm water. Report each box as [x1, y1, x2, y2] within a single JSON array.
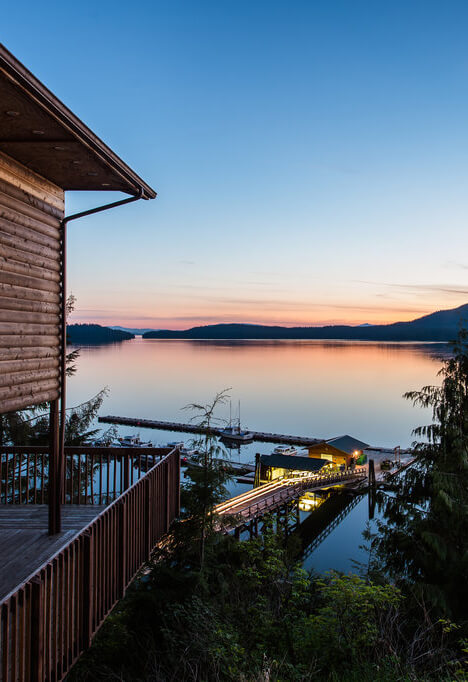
[[67, 338, 445, 572]]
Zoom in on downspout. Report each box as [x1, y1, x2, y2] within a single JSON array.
[[56, 188, 144, 522]]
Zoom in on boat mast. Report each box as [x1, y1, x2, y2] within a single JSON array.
[[238, 399, 241, 434]]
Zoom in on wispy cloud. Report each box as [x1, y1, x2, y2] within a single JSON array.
[[443, 261, 468, 271], [355, 280, 468, 297]]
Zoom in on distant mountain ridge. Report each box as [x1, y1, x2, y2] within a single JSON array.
[[68, 324, 135, 344], [142, 304, 468, 342]]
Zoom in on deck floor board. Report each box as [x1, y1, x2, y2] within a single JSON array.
[[0, 505, 106, 601]]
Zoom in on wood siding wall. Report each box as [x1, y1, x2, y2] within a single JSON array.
[[0, 152, 64, 414]]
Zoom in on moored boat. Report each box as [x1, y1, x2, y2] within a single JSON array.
[[118, 434, 153, 447], [272, 445, 297, 456], [166, 441, 185, 450], [218, 400, 253, 442]]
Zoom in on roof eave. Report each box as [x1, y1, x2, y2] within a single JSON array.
[[0, 44, 156, 199]]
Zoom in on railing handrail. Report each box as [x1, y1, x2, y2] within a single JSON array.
[[0, 445, 169, 455], [0, 447, 177, 605]]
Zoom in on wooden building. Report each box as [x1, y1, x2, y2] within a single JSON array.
[[307, 435, 369, 467], [256, 452, 331, 484], [0, 45, 179, 681]]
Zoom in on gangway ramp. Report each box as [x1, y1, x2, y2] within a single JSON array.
[[215, 468, 366, 532]]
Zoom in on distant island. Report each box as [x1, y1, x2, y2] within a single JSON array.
[[142, 303, 468, 342], [67, 324, 135, 344], [111, 326, 159, 335]]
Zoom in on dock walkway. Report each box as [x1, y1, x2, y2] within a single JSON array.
[[214, 468, 366, 531], [99, 415, 323, 447]]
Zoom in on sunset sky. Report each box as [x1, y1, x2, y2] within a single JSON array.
[[4, 1, 468, 328]]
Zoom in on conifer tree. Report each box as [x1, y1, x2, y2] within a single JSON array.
[[377, 327, 468, 616]]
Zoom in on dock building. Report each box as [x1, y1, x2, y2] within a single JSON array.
[[307, 435, 369, 467], [256, 453, 331, 484]]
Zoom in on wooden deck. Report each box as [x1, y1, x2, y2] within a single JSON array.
[[0, 505, 106, 601], [0, 447, 180, 682]]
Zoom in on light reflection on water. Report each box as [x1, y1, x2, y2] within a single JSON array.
[[67, 338, 444, 572]]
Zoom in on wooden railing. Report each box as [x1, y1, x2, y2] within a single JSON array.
[[0, 447, 180, 682], [0, 446, 163, 505]]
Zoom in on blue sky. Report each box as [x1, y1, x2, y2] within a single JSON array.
[[4, 0, 468, 327]]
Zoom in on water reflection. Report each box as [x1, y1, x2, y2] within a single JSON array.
[[69, 338, 444, 450], [67, 338, 445, 572]]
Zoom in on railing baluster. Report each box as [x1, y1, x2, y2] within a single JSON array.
[[26, 453, 30, 505], [90, 453, 95, 504], [113, 456, 117, 502], [82, 531, 94, 650], [77, 454, 82, 506], [13, 452, 17, 504], [70, 452, 74, 505], [99, 455, 103, 505], [85, 454, 89, 505], [41, 452, 45, 504], [106, 454, 110, 505], [29, 579, 42, 682]]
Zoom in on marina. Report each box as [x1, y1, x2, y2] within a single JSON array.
[[77, 338, 435, 579], [99, 414, 324, 446]]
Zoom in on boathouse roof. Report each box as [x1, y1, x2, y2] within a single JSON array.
[[260, 453, 330, 472], [325, 435, 369, 454], [0, 43, 156, 198]]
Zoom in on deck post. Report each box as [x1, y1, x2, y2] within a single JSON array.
[[30, 577, 44, 682]]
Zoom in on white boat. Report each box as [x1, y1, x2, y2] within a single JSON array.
[[272, 445, 297, 456], [218, 401, 254, 443], [118, 434, 152, 447], [166, 441, 185, 450], [218, 426, 254, 442]]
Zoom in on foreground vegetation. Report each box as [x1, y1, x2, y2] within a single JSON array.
[[69, 526, 466, 681], [69, 333, 468, 681]]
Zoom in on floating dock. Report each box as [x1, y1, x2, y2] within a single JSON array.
[[98, 415, 324, 447]]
